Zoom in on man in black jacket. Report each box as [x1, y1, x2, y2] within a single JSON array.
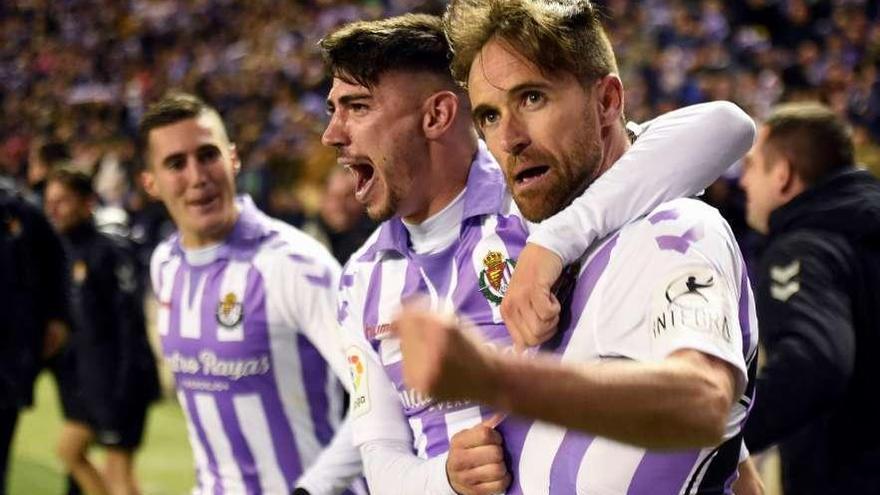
[[44, 168, 160, 495], [0, 176, 70, 494], [739, 102, 880, 493]]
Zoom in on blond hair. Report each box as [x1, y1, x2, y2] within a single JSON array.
[[445, 0, 617, 88]]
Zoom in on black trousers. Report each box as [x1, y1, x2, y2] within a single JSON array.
[[0, 406, 18, 495]]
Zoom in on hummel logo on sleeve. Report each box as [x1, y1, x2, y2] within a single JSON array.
[[770, 260, 800, 302]]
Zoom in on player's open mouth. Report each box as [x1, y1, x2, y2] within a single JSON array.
[[515, 165, 550, 186], [188, 195, 220, 211], [346, 163, 376, 201]]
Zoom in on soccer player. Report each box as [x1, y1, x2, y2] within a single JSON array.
[[394, 1, 760, 493], [44, 168, 161, 495], [320, 13, 756, 495], [140, 93, 363, 495]]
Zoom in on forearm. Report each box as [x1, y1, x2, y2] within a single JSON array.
[[360, 440, 456, 495], [478, 351, 733, 449], [296, 417, 364, 495]]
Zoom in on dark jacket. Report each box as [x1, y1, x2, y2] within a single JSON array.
[[0, 178, 69, 408], [63, 219, 160, 430], [743, 169, 880, 494]]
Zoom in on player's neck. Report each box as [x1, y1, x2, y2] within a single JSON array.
[[597, 124, 632, 178], [402, 186, 467, 255], [401, 137, 475, 225]]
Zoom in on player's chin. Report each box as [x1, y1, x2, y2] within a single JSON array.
[[364, 193, 396, 223], [514, 193, 560, 223]]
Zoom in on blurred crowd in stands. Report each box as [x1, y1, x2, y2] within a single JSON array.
[[0, 0, 878, 266]]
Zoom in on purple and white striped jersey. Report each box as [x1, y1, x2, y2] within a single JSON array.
[[340, 145, 528, 457], [500, 198, 759, 495], [343, 181, 757, 494], [342, 103, 758, 494], [150, 196, 353, 495]]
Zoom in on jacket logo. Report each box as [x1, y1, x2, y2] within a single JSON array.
[[478, 251, 516, 305], [770, 260, 800, 302], [72, 260, 88, 284], [216, 292, 243, 328]]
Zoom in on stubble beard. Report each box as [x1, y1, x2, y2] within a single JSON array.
[[513, 132, 602, 223]]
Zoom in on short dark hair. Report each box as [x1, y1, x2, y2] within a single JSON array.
[[764, 102, 854, 185], [138, 92, 221, 165], [319, 14, 454, 89], [37, 141, 71, 167], [46, 167, 94, 199], [445, 0, 617, 87]]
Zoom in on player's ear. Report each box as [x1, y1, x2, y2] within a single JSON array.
[[422, 91, 459, 140], [229, 143, 241, 176], [777, 158, 804, 197], [140, 169, 158, 198], [595, 74, 624, 128]]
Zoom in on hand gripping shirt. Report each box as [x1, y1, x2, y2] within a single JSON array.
[[150, 197, 358, 495]]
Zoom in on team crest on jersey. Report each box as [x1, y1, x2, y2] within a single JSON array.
[[478, 251, 516, 305], [5, 216, 21, 238], [216, 292, 243, 328]]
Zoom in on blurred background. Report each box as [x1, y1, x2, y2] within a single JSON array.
[[1, 0, 878, 493]]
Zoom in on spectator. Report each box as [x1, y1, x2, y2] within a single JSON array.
[[44, 168, 160, 495], [310, 167, 375, 264], [740, 102, 880, 494], [0, 174, 70, 495]]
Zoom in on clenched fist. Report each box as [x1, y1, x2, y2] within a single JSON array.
[[500, 243, 563, 348]]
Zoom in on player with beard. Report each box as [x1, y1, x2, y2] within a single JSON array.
[[321, 12, 756, 495], [394, 2, 760, 493]]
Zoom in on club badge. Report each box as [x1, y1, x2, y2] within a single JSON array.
[[216, 292, 243, 328], [5, 216, 21, 238], [72, 260, 88, 284], [478, 250, 516, 305]]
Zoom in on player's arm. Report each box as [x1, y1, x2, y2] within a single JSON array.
[[529, 101, 755, 264], [289, 255, 352, 389], [397, 309, 736, 449], [743, 235, 854, 453], [399, 213, 748, 449], [272, 253, 363, 493], [502, 101, 756, 347], [294, 417, 363, 495], [336, 269, 506, 495], [351, 367, 505, 495], [332, 274, 455, 495]]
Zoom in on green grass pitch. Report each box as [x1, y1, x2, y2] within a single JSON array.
[[8, 373, 195, 494]]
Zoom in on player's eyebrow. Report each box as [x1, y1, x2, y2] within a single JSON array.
[[326, 92, 373, 111]]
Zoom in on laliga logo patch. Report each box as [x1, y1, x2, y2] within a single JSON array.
[[346, 346, 370, 417], [478, 250, 516, 305], [348, 352, 364, 390], [216, 292, 243, 328]]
